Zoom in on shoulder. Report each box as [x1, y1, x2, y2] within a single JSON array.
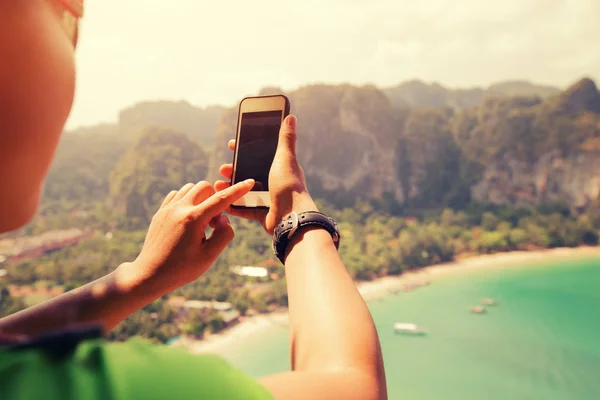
[[1, 337, 274, 400], [103, 339, 274, 400]]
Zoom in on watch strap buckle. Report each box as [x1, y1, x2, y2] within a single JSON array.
[[287, 212, 299, 239]]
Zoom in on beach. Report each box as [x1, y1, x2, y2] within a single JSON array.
[[182, 246, 600, 355]]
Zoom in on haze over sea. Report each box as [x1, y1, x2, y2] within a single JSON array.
[[219, 256, 600, 400]]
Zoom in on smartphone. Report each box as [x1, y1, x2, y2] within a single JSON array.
[[231, 95, 290, 208]]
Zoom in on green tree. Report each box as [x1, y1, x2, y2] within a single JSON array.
[[232, 289, 252, 316], [576, 215, 599, 245], [206, 312, 225, 334], [476, 231, 509, 253], [481, 212, 499, 231], [0, 286, 26, 318], [184, 310, 207, 338], [508, 228, 528, 250]]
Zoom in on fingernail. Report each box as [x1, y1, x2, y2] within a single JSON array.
[[287, 115, 297, 129], [244, 179, 255, 187]]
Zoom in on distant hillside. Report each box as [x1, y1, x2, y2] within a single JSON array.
[[118, 101, 226, 149], [109, 127, 209, 227], [384, 80, 559, 110], [384, 80, 484, 109], [464, 78, 600, 208], [486, 81, 560, 99], [44, 124, 128, 205], [44, 101, 224, 208], [44, 78, 598, 217]]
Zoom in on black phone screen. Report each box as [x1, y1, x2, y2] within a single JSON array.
[[234, 110, 282, 191]]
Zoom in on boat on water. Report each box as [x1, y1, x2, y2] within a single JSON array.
[[470, 306, 487, 314], [393, 322, 427, 336], [481, 298, 498, 306]]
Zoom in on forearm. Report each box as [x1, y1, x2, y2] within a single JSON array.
[[284, 227, 386, 394], [0, 262, 159, 336]]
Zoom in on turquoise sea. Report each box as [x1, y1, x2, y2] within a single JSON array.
[[219, 256, 600, 400]]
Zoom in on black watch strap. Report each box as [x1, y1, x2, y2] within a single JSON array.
[[272, 211, 340, 265]]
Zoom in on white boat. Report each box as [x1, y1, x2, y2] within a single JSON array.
[[393, 322, 426, 335], [469, 306, 487, 314], [481, 298, 498, 306]]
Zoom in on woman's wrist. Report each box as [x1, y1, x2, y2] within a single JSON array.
[[114, 261, 165, 299], [284, 226, 337, 263], [289, 192, 318, 214]]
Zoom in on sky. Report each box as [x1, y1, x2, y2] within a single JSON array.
[[68, 0, 600, 129]]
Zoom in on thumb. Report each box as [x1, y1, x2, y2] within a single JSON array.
[[276, 115, 297, 157], [203, 214, 235, 262]]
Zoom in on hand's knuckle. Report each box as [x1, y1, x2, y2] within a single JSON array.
[[184, 212, 196, 224], [173, 207, 189, 221], [207, 184, 217, 195], [196, 181, 212, 193], [181, 183, 194, 191], [214, 191, 229, 202]]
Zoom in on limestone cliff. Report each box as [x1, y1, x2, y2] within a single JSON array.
[[469, 78, 600, 208], [209, 78, 600, 210], [472, 151, 600, 209], [209, 85, 407, 205]]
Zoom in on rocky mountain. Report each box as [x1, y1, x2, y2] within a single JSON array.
[[44, 101, 223, 207], [384, 80, 559, 110], [465, 78, 600, 209], [210, 78, 600, 210], [209, 84, 406, 206], [44, 78, 598, 217]]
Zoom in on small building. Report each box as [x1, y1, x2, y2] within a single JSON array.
[[221, 310, 241, 325], [183, 300, 233, 312], [232, 266, 268, 278], [405, 217, 418, 225], [167, 296, 186, 309]]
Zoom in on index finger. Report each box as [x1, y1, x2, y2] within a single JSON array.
[[193, 179, 255, 221]]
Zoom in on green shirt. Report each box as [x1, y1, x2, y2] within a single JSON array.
[[0, 336, 274, 400]]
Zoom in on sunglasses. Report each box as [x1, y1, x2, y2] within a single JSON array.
[[54, 0, 84, 47]]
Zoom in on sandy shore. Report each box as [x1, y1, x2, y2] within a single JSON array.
[[181, 246, 600, 354], [184, 312, 289, 355]]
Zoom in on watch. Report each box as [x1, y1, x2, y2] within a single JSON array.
[[272, 211, 341, 264]]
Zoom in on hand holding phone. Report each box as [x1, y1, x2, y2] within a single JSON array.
[[216, 111, 318, 234], [230, 95, 290, 208]]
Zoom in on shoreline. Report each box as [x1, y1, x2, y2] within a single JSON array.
[[181, 246, 600, 355]]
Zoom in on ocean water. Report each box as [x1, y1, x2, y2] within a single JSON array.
[[220, 256, 600, 400]]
